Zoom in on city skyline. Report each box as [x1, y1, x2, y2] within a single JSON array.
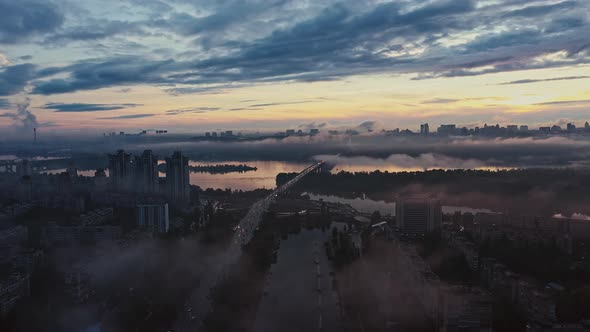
[[0, 0, 590, 137], [3, 1, 590, 330]]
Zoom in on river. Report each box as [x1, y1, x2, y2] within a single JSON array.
[[37, 157, 513, 191]]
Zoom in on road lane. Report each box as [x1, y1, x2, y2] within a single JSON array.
[[174, 161, 325, 331]]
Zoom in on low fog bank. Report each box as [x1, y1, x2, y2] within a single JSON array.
[[315, 153, 491, 171], [15, 235, 232, 332], [3, 135, 590, 170], [291, 170, 590, 217]]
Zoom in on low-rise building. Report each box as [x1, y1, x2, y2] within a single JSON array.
[[396, 198, 442, 234]]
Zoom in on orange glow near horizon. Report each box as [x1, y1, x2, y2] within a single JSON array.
[[2, 65, 590, 134]]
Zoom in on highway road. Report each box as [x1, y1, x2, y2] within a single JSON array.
[[253, 230, 341, 332], [174, 160, 325, 332]]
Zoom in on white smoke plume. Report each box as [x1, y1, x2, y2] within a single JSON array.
[[0, 97, 39, 129]]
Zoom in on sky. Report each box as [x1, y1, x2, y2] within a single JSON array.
[[0, 0, 590, 137]]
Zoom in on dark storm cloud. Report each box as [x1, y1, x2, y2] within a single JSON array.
[[97, 113, 155, 119], [461, 30, 541, 53], [0, 0, 64, 43], [499, 76, 590, 85], [545, 16, 587, 33], [42, 103, 143, 112], [32, 57, 175, 95], [501, 0, 579, 18], [0, 64, 36, 96], [157, 7, 252, 35], [128, 0, 174, 13], [45, 20, 146, 43], [5, 0, 589, 96], [414, 51, 589, 79], [29, 0, 479, 94], [183, 0, 475, 84], [151, 0, 288, 37]]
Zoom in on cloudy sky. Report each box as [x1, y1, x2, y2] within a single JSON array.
[[0, 0, 589, 136]]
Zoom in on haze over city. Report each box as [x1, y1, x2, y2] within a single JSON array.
[[2, 1, 590, 332]]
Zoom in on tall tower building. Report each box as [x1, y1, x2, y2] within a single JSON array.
[[135, 150, 159, 193], [420, 123, 430, 136], [396, 198, 442, 234], [165, 151, 190, 202], [108, 150, 132, 191]]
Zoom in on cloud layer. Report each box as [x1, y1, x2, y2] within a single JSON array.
[[0, 0, 588, 97], [42, 103, 142, 112]]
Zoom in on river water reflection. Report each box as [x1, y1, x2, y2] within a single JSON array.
[[36, 158, 513, 192], [187, 160, 310, 191], [40, 160, 311, 191], [187, 160, 510, 191]]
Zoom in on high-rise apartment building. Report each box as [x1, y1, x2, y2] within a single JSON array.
[[420, 123, 430, 136], [165, 151, 190, 202], [135, 150, 159, 193], [108, 150, 132, 190]]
